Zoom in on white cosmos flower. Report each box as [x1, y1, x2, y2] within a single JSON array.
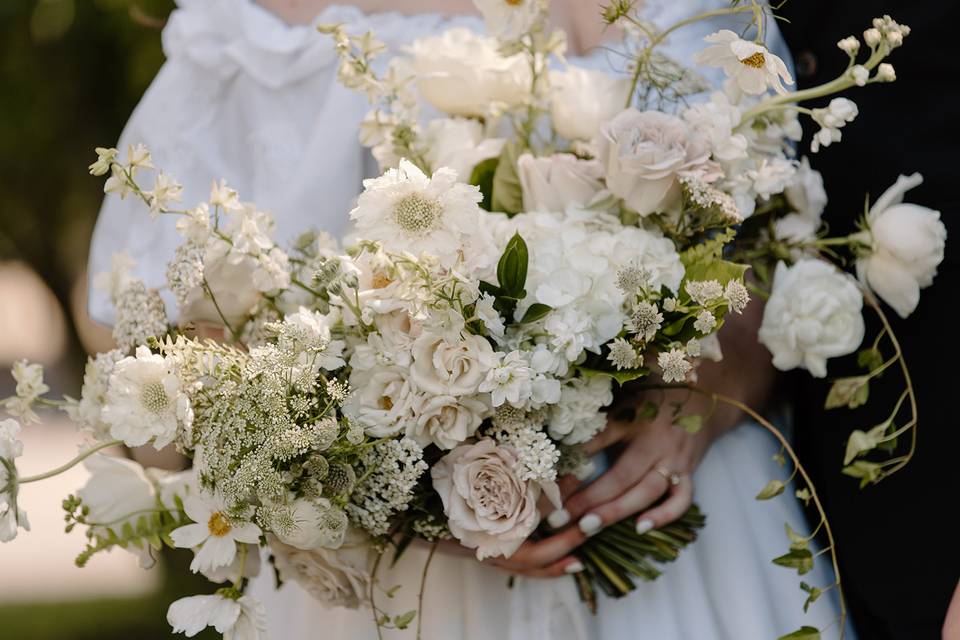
[[473, 0, 543, 40], [694, 30, 794, 95], [1, 419, 29, 543], [170, 492, 262, 574], [101, 346, 192, 450], [351, 159, 484, 267], [855, 173, 947, 318], [167, 594, 267, 640], [550, 66, 632, 142]]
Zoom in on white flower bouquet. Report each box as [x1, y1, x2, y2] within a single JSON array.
[[1, 2, 945, 639]]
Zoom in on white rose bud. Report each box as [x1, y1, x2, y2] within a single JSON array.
[[851, 65, 869, 86], [837, 36, 860, 55], [876, 63, 896, 82], [758, 260, 865, 378], [863, 28, 882, 47], [886, 30, 903, 47], [855, 173, 946, 318]]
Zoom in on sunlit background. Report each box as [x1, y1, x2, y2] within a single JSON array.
[[0, 1, 218, 637]]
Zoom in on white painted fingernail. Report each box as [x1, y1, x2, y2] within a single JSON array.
[[564, 561, 585, 574], [547, 508, 570, 529], [578, 513, 602, 536], [635, 518, 655, 535], [574, 460, 597, 481]]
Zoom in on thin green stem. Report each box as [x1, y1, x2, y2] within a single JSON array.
[[19, 440, 123, 484], [416, 543, 438, 640]]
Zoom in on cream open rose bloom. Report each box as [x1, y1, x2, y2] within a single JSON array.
[[431, 439, 560, 560], [410, 332, 496, 396], [599, 108, 714, 217], [407, 394, 487, 450], [517, 153, 604, 212], [270, 530, 376, 610]]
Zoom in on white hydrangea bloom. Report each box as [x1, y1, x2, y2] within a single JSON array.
[[548, 377, 613, 445]]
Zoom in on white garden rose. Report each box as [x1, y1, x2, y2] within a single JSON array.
[[271, 530, 376, 610], [854, 173, 946, 318], [431, 439, 560, 560], [680, 92, 748, 162], [410, 332, 496, 396], [347, 368, 418, 438], [407, 28, 530, 117], [407, 394, 487, 450], [423, 118, 505, 180], [517, 153, 603, 212], [599, 108, 714, 216], [549, 66, 632, 142], [758, 260, 865, 378]]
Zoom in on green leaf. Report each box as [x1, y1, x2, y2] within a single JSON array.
[[843, 421, 890, 465], [824, 375, 870, 410], [800, 582, 823, 613], [497, 232, 529, 297], [394, 610, 417, 630], [673, 414, 703, 434], [795, 488, 812, 506], [772, 548, 814, 575], [756, 479, 786, 500], [857, 347, 884, 372], [469, 156, 499, 212], [842, 460, 883, 488], [778, 626, 821, 640], [784, 523, 808, 551], [576, 366, 650, 386], [490, 141, 524, 215], [520, 303, 552, 324]]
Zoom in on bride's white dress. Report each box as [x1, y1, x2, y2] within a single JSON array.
[[88, 1, 851, 638]]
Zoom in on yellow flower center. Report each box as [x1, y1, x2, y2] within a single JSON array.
[[379, 395, 394, 411], [371, 272, 393, 289], [394, 193, 442, 235], [739, 52, 766, 68], [207, 512, 232, 537], [505, 0, 524, 5]]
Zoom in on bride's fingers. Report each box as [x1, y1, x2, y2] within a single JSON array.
[[580, 420, 629, 456], [561, 451, 655, 524], [574, 471, 669, 533], [487, 554, 583, 579], [503, 525, 587, 570], [633, 478, 694, 532]]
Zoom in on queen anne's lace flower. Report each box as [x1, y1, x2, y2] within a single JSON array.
[[112, 280, 168, 352]]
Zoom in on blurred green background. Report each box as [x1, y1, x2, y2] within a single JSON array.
[[0, 1, 218, 638]]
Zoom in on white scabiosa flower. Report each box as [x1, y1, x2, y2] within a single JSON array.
[[167, 593, 267, 640], [693, 30, 794, 95], [758, 260, 865, 378], [854, 174, 946, 318], [101, 346, 192, 449], [0, 419, 29, 543], [351, 160, 484, 266], [170, 491, 262, 574]]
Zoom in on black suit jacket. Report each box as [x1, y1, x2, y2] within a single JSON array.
[[778, 3, 960, 638]]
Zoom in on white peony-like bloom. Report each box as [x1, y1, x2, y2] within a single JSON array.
[[855, 174, 946, 318], [270, 530, 375, 610], [1, 419, 29, 543], [758, 260, 865, 378], [423, 118, 505, 180], [517, 153, 604, 213], [550, 66, 632, 142], [599, 108, 714, 216], [351, 160, 484, 267], [694, 30, 794, 95], [101, 346, 193, 450], [170, 491, 262, 574], [407, 393, 487, 450], [271, 498, 347, 551], [409, 331, 496, 396], [167, 594, 267, 640], [473, 0, 543, 40], [548, 376, 613, 444], [431, 439, 560, 560], [407, 28, 530, 117]]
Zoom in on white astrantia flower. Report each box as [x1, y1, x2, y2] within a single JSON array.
[[758, 260, 865, 378], [724, 280, 750, 314], [473, 0, 544, 41], [170, 491, 262, 574], [810, 98, 858, 153], [517, 153, 604, 213], [167, 593, 267, 640], [407, 28, 530, 117], [657, 348, 693, 383], [854, 174, 946, 318], [599, 108, 715, 217], [607, 338, 641, 370], [694, 310, 717, 334], [693, 30, 794, 95], [1, 419, 29, 543], [550, 66, 632, 142], [685, 280, 724, 305], [422, 118, 505, 180], [101, 346, 193, 450], [629, 302, 663, 342], [351, 160, 484, 267]]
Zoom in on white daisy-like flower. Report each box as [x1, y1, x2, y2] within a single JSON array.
[[693, 30, 794, 95], [473, 0, 544, 40], [479, 350, 534, 407], [724, 280, 750, 314], [607, 338, 641, 370], [101, 346, 193, 449], [167, 593, 267, 639], [170, 491, 262, 574], [694, 310, 717, 335], [350, 159, 483, 267], [658, 348, 693, 383]]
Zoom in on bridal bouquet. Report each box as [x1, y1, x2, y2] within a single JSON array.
[[1, 1, 944, 639]]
